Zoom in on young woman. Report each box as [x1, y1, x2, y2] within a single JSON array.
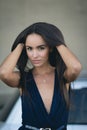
[[0, 22, 82, 130]]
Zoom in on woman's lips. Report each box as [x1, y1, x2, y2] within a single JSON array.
[[32, 60, 41, 64]]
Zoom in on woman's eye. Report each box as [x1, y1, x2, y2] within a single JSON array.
[[38, 46, 45, 50], [26, 47, 32, 51]]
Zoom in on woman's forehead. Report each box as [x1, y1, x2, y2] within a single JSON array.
[[25, 33, 46, 46]]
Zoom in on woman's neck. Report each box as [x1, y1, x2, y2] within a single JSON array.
[[33, 64, 54, 76]]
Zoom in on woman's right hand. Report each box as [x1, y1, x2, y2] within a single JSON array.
[[0, 43, 24, 88]]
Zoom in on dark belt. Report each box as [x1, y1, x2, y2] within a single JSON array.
[[23, 125, 66, 130]]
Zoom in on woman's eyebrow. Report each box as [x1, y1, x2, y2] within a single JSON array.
[[37, 44, 47, 47], [25, 44, 47, 48]]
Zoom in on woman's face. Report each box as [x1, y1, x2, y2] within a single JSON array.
[[25, 33, 50, 68]]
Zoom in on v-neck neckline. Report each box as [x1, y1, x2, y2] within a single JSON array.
[[31, 69, 56, 116]]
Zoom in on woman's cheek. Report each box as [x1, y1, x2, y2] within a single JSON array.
[[26, 51, 31, 59]]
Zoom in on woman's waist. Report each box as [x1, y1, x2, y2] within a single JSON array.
[[19, 124, 67, 130]]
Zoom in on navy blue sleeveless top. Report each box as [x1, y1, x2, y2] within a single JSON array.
[[19, 69, 69, 130]]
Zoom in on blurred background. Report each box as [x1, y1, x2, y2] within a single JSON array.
[[0, 0, 87, 130]]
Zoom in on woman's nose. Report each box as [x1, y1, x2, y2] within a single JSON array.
[[32, 50, 38, 58]]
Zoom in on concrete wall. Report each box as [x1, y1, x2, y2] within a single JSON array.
[[0, 0, 87, 70]]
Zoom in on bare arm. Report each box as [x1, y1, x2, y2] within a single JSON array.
[[56, 45, 82, 82], [0, 44, 24, 87]]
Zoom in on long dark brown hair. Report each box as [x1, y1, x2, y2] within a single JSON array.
[[11, 22, 69, 106]]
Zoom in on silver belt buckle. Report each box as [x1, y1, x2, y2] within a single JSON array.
[[40, 128, 51, 130]]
